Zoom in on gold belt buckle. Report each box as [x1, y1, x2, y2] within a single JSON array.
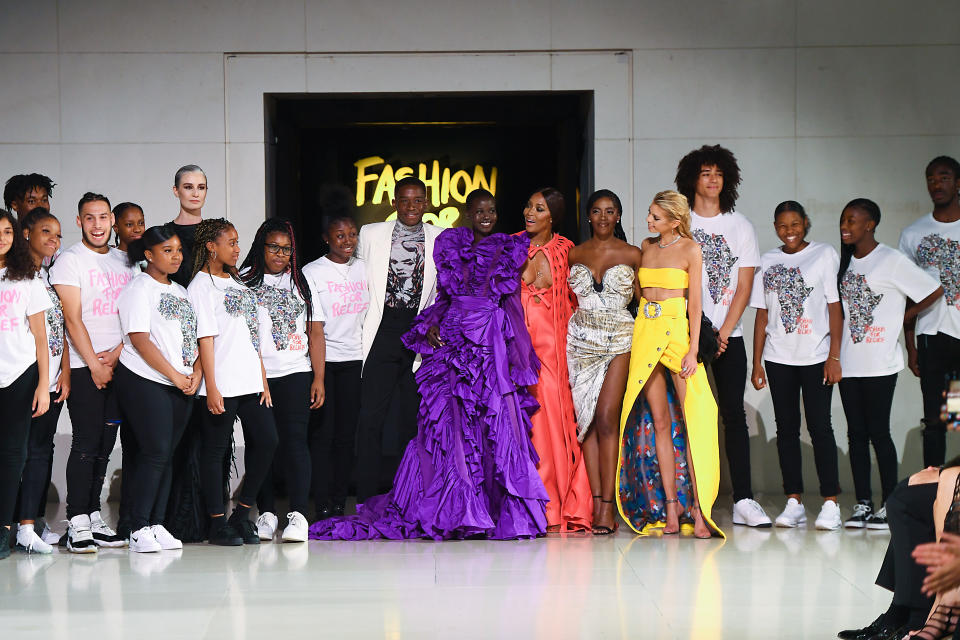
[[643, 301, 662, 319]]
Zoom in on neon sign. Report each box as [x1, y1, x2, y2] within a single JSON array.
[[354, 156, 498, 227]]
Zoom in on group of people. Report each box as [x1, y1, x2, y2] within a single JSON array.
[[0, 148, 958, 566]]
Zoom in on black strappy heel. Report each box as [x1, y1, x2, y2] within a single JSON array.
[[911, 604, 960, 640], [592, 500, 619, 536]]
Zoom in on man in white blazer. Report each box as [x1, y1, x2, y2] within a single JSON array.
[[355, 176, 443, 502]]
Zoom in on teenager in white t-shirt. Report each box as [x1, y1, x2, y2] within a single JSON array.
[[115, 226, 202, 553], [187, 218, 278, 547], [838, 199, 942, 530], [50, 192, 137, 553], [676, 144, 771, 527], [0, 211, 51, 560], [14, 208, 69, 552], [239, 219, 325, 543], [303, 215, 369, 519], [750, 201, 843, 531], [898, 156, 960, 468]]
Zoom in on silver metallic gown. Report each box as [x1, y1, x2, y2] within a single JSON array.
[[566, 263, 635, 441]]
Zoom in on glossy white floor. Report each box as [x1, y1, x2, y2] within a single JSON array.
[[3, 496, 891, 640]]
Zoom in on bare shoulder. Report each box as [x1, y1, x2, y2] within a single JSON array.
[[680, 237, 701, 255]]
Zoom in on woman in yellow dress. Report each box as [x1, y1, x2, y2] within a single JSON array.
[[617, 190, 723, 539]]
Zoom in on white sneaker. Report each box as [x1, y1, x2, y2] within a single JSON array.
[[39, 524, 61, 546], [774, 498, 807, 528], [733, 498, 773, 528], [16, 524, 53, 554], [281, 511, 309, 543], [256, 512, 278, 541], [89, 511, 127, 548], [129, 526, 162, 553], [815, 500, 842, 531], [66, 514, 98, 554], [150, 524, 183, 550]]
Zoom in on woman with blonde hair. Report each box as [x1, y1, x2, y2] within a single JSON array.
[[617, 190, 723, 538]]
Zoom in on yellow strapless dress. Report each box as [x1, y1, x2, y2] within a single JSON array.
[[616, 267, 724, 537]]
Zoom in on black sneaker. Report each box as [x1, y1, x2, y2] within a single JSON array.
[[208, 521, 243, 546], [837, 614, 883, 639], [0, 528, 10, 560], [230, 517, 260, 545], [89, 511, 127, 548], [315, 501, 333, 520], [844, 501, 873, 529], [866, 506, 889, 530]]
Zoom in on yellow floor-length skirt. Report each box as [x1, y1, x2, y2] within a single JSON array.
[[616, 297, 724, 538]]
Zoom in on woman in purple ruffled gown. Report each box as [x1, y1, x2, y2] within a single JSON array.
[[308, 188, 548, 541]]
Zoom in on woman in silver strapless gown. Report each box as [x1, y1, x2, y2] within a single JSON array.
[[566, 190, 642, 534]]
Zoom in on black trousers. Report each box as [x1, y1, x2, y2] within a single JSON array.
[[200, 392, 278, 516], [707, 336, 753, 501], [65, 366, 121, 518], [310, 360, 362, 508], [840, 374, 899, 504], [15, 392, 63, 522], [876, 479, 937, 611], [256, 371, 312, 516], [117, 420, 137, 532], [355, 308, 421, 502], [115, 365, 192, 531], [918, 333, 960, 467], [765, 361, 841, 497], [0, 364, 39, 528]]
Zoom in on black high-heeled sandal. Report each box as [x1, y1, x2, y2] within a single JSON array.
[[663, 498, 680, 535], [592, 500, 619, 535], [911, 604, 960, 640]]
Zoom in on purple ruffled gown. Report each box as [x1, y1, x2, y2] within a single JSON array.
[[308, 227, 549, 540]]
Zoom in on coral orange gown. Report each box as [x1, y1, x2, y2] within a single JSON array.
[[519, 233, 592, 532]]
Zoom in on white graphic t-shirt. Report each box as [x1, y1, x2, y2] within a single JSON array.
[[303, 256, 370, 362], [839, 244, 941, 377], [899, 213, 960, 340], [39, 268, 64, 392], [188, 273, 263, 398], [248, 271, 324, 379], [751, 241, 840, 366], [0, 269, 53, 387], [691, 210, 760, 338], [48, 243, 138, 368], [118, 272, 198, 387]]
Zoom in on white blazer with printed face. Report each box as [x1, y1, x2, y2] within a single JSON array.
[[358, 220, 443, 373]]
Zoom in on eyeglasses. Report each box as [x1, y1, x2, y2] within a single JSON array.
[[265, 243, 293, 256]]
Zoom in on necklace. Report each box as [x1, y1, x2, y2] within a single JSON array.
[[658, 234, 681, 249]]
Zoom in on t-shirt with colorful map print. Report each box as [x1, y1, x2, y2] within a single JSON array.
[[690, 210, 760, 339], [750, 241, 840, 366], [188, 272, 264, 398], [839, 243, 940, 377], [247, 270, 324, 379], [899, 213, 960, 340]]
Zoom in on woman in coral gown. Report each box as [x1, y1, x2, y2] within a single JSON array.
[[519, 188, 593, 533], [308, 189, 548, 540]]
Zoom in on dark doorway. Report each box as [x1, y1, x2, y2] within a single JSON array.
[[265, 91, 594, 263]]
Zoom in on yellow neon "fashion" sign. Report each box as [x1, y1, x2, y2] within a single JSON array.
[[354, 156, 498, 228]]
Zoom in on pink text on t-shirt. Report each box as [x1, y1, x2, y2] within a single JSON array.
[[88, 269, 133, 317], [865, 325, 886, 344], [328, 280, 369, 318]]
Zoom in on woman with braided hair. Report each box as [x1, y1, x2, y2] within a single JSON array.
[[239, 218, 325, 543], [186, 218, 278, 546]]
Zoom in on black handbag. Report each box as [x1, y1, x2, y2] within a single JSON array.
[[695, 312, 719, 365]]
